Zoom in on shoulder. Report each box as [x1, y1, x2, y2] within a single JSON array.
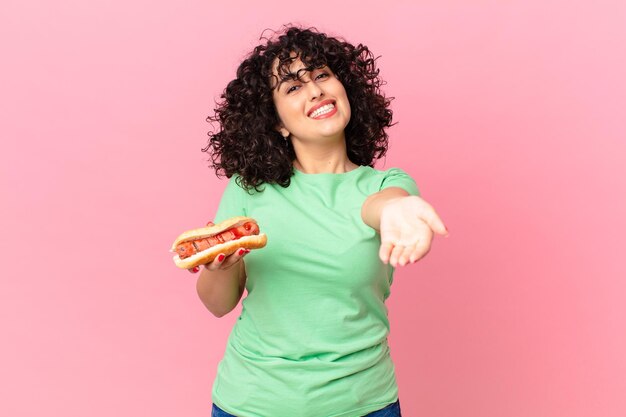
[[214, 175, 258, 223], [222, 175, 262, 196], [359, 166, 420, 196], [221, 175, 286, 204]]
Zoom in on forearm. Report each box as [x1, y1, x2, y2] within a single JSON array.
[[196, 261, 246, 318], [361, 187, 409, 231]]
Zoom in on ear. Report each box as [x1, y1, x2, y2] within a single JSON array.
[[276, 125, 290, 138]]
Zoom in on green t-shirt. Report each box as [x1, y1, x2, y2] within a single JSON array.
[[211, 165, 420, 417]]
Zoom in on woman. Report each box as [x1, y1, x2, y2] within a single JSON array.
[[192, 26, 448, 417]]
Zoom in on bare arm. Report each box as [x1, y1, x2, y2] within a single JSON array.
[[362, 187, 448, 266], [195, 248, 249, 318], [361, 187, 409, 231]]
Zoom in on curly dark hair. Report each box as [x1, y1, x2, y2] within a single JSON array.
[[203, 25, 393, 191]]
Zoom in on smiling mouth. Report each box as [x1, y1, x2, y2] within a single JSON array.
[[308, 101, 336, 118]]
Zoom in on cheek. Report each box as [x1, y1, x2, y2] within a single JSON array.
[[274, 101, 300, 127], [341, 93, 352, 121], [334, 84, 351, 116]]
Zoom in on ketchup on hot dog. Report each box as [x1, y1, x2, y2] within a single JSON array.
[[175, 221, 260, 259]]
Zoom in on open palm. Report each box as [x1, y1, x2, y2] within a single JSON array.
[[379, 196, 448, 266]]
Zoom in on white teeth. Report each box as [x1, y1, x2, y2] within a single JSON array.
[[309, 104, 334, 118]]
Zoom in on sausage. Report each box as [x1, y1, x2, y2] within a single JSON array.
[[175, 221, 260, 259]]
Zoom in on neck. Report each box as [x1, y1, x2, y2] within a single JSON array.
[[292, 140, 357, 174]]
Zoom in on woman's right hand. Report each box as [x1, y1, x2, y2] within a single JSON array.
[[188, 247, 250, 274]]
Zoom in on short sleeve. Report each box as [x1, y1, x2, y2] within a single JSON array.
[[213, 176, 249, 223], [379, 168, 420, 196]]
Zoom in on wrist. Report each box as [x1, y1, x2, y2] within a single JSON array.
[[362, 188, 409, 231]]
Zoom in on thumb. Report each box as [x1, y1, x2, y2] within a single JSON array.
[[421, 208, 449, 237]]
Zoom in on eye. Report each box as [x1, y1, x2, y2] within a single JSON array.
[[315, 72, 329, 80], [286, 84, 300, 94]]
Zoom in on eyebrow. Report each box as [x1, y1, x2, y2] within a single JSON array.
[[275, 73, 299, 91], [274, 65, 323, 91]]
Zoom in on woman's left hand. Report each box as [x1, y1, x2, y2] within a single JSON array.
[[379, 196, 448, 267]]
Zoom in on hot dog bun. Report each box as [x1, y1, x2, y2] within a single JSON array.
[[171, 216, 267, 269]]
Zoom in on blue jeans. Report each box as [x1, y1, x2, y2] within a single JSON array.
[[211, 399, 401, 417]]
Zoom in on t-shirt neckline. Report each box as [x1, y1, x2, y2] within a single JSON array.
[[293, 165, 366, 179]]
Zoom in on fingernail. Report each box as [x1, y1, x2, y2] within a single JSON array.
[[190, 266, 200, 273], [238, 248, 246, 256], [217, 254, 225, 262]]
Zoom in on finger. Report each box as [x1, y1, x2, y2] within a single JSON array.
[[398, 245, 416, 266], [379, 241, 394, 264], [410, 240, 430, 263], [206, 221, 215, 227], [221, 248, 250, 269], [188, 266, 200, 274], [418, 204, 449, 237], [409, 234, 433, 263], [389, 245, 405, 267], [206, 253, 227, 271]]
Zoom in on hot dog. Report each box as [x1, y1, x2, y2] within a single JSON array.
[[171, 216, 267, 269]]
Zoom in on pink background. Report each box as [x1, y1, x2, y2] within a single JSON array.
[[2, 1, 625, 416]]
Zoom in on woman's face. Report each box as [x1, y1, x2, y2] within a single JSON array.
[[272, 58, 351, 145]]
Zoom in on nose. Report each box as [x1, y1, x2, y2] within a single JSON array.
[[305, 81, 324, 100]]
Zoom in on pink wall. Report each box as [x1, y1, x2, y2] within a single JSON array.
[[2, 1, 625, 416]]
